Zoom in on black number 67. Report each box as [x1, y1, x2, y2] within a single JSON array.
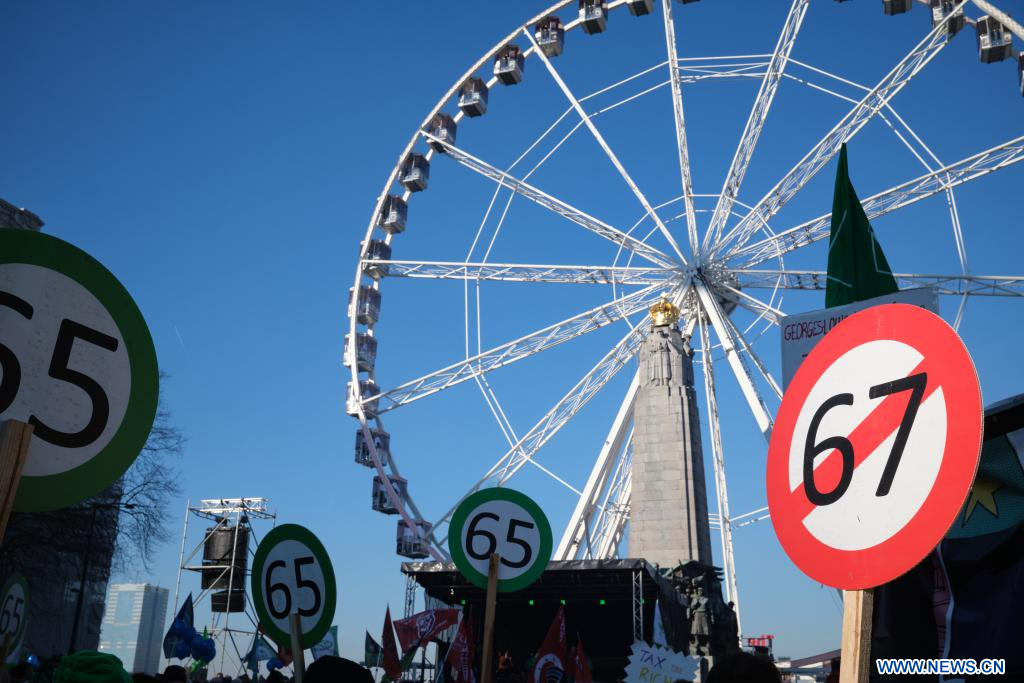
[[803, 373, 927, 506]]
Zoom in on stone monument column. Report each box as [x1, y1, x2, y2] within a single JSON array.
[[628, 299, 713, 567]]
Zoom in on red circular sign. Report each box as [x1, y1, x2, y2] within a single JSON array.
[[767, 303, 983, 589]]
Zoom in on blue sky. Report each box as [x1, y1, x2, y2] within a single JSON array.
[[4, 0, 1023, 671]]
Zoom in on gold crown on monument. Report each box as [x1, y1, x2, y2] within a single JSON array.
[[649, 297, 680, 327]]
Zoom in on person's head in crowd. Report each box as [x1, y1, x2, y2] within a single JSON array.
[[305, 656, 373, 683], [162, 664, 189, 682], [706, 651, 783, 683]]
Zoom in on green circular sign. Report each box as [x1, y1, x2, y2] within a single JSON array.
[[448, 487, 552, 593], [251, 524, 337, 648], [0, 229, 158, 512], [0, 573, 29, 648]]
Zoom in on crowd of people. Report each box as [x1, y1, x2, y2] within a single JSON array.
[[2, 649, 793, 682], [0, 653, 374, 683]]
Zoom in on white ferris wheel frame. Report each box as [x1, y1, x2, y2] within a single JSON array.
[[346, 0, 1024, 626]]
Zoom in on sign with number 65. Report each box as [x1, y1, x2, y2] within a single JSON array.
[[0, 574, 29, 654], [0, 230, 158, 512], [251, 524, 337, 647], [449, 488, 552, 592]]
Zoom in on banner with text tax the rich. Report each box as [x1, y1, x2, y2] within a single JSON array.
[[767, 303, 983, 590], [448, 487, 552, 592], [251, 523, 337, 648], [0, 230, 158, 511]]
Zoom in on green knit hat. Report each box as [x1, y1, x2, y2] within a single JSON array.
[[53, 651, 131, 683]]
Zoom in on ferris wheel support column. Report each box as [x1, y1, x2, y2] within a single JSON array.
[[693, 282, 774, 441], [698, 315, 740, 631], [556, 373, 638, 560]]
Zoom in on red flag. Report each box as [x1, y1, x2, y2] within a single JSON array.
[[445, 616, 476, 683], [394, 608, 460, 653], [573, 635, 593, 683], [381, 606, 402, 681], [532, 606, 567, 683]]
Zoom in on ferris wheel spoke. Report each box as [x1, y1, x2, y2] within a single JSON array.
[[427, 315, 658, 538], [695, 281, 774, 441], [557, 373, 637, 560], [697, 314, 741, 613], [522, 27, 690, 265], [370, 281, 676, 414], [715, 306, 783, 399], [369, 259, 673, 286], [714, 283, 785, 327], [735, 269, 1024, 297], [495, 317, 654, 485], [731, 135, 1024, 267], [592, 444, 633, 560], [702, 0, 809, 255], [661, 0, 698, 254], [423, 132, 679, 269], [711, 1, 969, 259]]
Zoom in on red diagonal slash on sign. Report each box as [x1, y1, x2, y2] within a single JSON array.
[[788, 357, 940, 522]]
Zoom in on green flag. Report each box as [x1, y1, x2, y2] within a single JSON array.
[[825, 143, 899, 308], [364, 631, 382, 668]]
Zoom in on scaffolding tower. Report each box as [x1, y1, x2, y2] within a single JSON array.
[[172, 498, 276, 676]]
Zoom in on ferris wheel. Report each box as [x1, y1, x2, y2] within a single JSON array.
[[345, 0, 1024, 624]]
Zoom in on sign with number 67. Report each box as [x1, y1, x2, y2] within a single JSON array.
[[251, 524, 337, 647]]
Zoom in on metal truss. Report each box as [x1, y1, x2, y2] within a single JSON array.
[[698, 315, 740, 624], [370, 281, 677, 413], [731, 135, 1024, 267], [523, 26, 690, 264], [694, 282, 774, 441], [421, 132, 679, 269], [735, 269, 1024, 297], [556, 374, 637, 560], [428, 310, 665, 540], [703, 0, 809, 255], [662, 0, 699, 254], [369, 260, 673, 286], [713, 1, 968, 258]]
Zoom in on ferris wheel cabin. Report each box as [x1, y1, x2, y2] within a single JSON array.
[[535, 16, 565, 57], [929, 0, 965, 35], [399, 153, 430, 192], [458, 78, 489, 117], [495, 44, 525, 85], [355, 427, 391, 468], [426, 113, 457, 152], [397, 520, 432, 559], [344, 332, 378, 373], [883, 0, 911, 15], [349, 285, 381, 324], [377, 194, 407, 234], [372, 473, 408, 514], [977, 16, 1013, 63], [579, 0, 608, 35], [361, 240, 391, 280], [346, 378, 380, 417], [627, 0, 653, 16]]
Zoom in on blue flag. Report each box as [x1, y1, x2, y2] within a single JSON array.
[[162, 593, 195, 660]]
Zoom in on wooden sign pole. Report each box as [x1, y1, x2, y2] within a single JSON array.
[[480, 553, 500, 683], [289, 612, 306, 683], [839, 588, 874, 683], [0, 420, 33, 540]]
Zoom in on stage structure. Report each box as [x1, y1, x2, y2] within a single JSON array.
[[172, 498, 276, 675]]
